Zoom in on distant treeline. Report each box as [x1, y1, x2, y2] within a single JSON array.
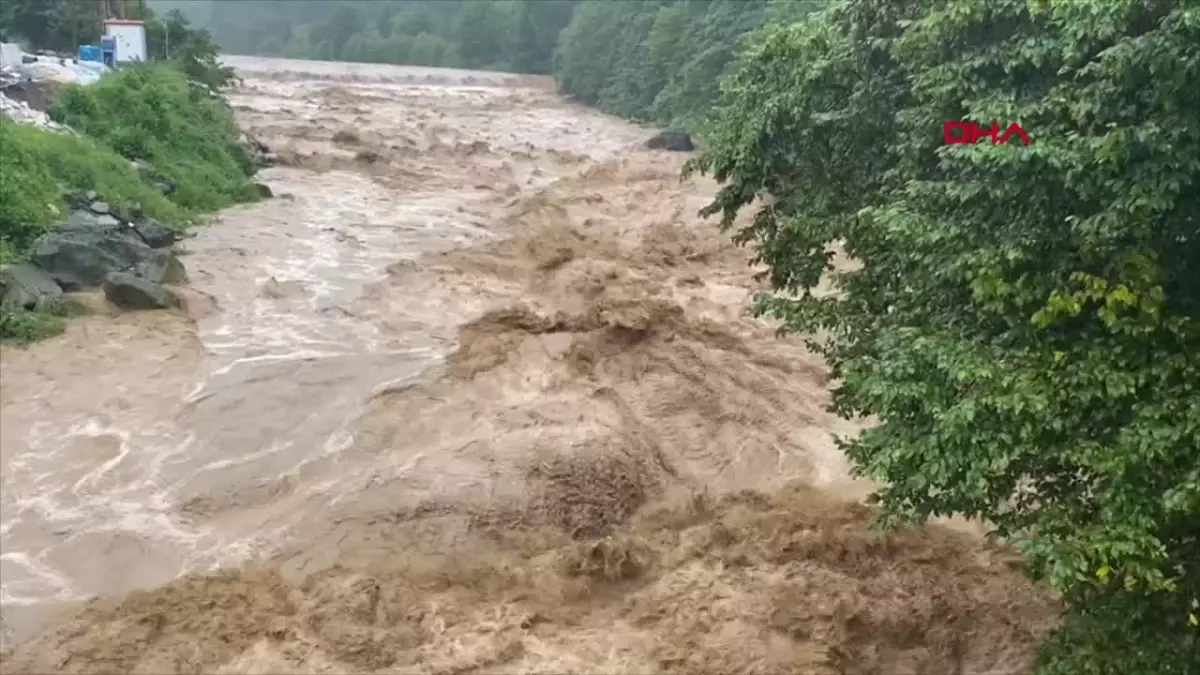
[[149, 0, 826, 128], [151, 0, 578, 74], [554, 0, 822, 126]]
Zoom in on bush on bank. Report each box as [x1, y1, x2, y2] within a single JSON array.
[[0, 117, 184, 264], [50, 62, 258, 212], [1, 62, 259, 342], [692, 0, 1199, 672]]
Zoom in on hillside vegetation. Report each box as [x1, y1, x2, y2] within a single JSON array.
[[1, 64, 257, 262], [153, 0, 579, 73], [0, 8, 258, 342], [151, 0, 822, 128], [692, 1, 1200, 673]]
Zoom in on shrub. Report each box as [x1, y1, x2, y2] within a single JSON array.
[[0, 305, 66, 344], [0, 117, 185, 263], [50, 62, 257, 213], [692, 0, 1200, 672]]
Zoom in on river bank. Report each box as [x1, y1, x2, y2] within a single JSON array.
[[0, 56, 1057, 673], [0, 62, 269, 342]]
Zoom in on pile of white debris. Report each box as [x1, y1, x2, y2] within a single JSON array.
[[0, 93, 69, 131], [1, 42, 109, 132]]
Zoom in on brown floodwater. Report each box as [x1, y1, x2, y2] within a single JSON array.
[[1, 57, 1052, 674]]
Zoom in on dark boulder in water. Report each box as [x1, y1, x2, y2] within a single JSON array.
[[0, 263, 63, 312], [102, 272, 180, 310], [645, 130, 694, 152], [33, 208, 186, 291]]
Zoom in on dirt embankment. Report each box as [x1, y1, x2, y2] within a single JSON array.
[[0, 74, 1058, 673]]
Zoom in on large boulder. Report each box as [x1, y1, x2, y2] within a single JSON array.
[[135, 250, 188, 285], [0, 263, 63, 312], [102, 272, 179, 310], [127, 218, 178, 249], [645, 130, 695, 152], [34, 210, 186, 290]]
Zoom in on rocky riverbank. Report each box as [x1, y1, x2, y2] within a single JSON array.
[[1, 194, 185, 312], [0, 126, 276, 342]]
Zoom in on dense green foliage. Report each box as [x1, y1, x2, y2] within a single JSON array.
[[692, 0, 1200, 672], [1, 62, 255, 259], [1, 62, 257, 341], [0, 297, 66, 344], [144, 8, 238, 91], [0, 0, 126, 53], [555, 0, 822, 126], [50, 62, 257, 212], [0, 112, 182, 343], [0, 116, 184, 264]]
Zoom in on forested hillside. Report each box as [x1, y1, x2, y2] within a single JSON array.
[[150, 0, 578, 73], [693, 0, 1200, 673], [554, 0, 821, 125], [147, 0, 824, 127]]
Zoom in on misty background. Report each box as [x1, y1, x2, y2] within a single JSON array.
[[147, 0, 825, 126]]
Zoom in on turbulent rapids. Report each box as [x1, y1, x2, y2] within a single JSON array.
[[0, 56, 1056, 674]]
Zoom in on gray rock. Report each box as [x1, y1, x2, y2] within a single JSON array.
[[66, 210, 120, 228], [0, 263, 63, 311], [645, 130, 694, 152], [128, 218, 178, 249], [64, 191, 92, 211], [135, 252, 188, 284], [59, 293, 99, 316], [89, 201, 110, 214], [34, 216, 187, 291], [253, 182, 273, 199], [102, 272, 179, 310], [85, 190, 97, 201]]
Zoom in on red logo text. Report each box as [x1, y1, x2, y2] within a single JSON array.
[[943, 121, 1031, 145]]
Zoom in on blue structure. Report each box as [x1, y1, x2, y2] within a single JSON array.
[[78, 45, 102, 63], [100, 36, 116, 67]]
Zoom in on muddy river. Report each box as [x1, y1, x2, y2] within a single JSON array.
[[0, 57, 1051, 674]]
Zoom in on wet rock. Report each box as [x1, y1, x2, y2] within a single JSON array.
[[253, 182, 273, 199], [65, 209, 120, 228], [127, 218, 177, 249], [34, 211, 186, 291], [0, 263, 63, 311], [89, 201, 109, 214], [64, 190, 92, 211], [102, 272, 179, 310], [645, 130, 694, 152], [59, 292, 104, 316], [135, 251, 188, 285]]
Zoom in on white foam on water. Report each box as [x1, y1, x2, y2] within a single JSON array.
[[0, 59, 645, 642]]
